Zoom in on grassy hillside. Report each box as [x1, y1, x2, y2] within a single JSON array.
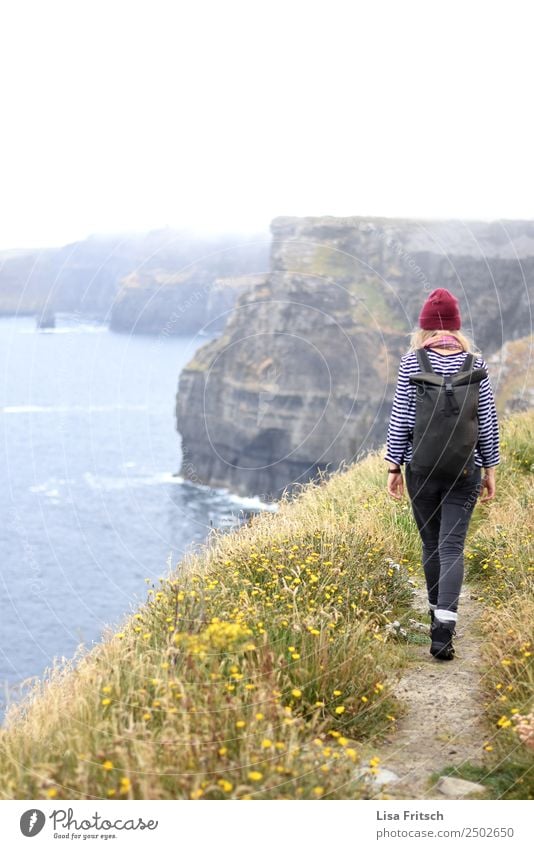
[[489, 334, 534, 417], [0, 411, 532, 800], [442, 412, 534, 798]]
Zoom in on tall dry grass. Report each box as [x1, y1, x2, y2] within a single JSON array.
[[464, 410, 534, 798], [1, 410, 531, 800], [0, 449, 419, 800]]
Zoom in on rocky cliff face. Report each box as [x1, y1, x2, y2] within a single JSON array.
[[0, 235, 146, 320], [487, 335, 534, 415], [0, 230, 269, 334], [206, 275, 268, 333], [176, 215, 534, 500], [109, 238, 269, 335], [269, 216, 534, 352], [177, 273, 405, 500]]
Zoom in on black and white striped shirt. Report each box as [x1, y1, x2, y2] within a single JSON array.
[[384, 349, 500, 468]]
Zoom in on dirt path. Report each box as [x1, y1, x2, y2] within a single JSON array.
[[358, 581, 488, 799]]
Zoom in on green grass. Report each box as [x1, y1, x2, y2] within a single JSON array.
[[0, 410, 532, 800]]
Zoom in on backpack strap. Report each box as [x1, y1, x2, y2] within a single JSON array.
[[460, 352, 475, 373], [417, 348, 475, 376], [416, 347, 434, 373]]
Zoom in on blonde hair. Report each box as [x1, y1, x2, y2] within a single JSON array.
[[407, 328, 481, 355]]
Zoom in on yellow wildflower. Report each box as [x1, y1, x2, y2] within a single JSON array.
[[119, 777, 131, 794]]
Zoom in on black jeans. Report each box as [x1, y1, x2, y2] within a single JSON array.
[[405, 462, 482, 612]]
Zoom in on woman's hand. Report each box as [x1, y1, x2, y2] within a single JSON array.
[[479, 467, 496, 502], [387, 470, 404, 500]]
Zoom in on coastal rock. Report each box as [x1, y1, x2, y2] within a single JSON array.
[[354, 767, 400, 786], [0, 230, 269, 334], [109, 239, 269, 335], [436, 776, 487, 797], [176, 215, 534, 499], [177, 267, 406, 500], [206, 274, 268, 333]]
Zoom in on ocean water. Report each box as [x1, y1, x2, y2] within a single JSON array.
[[0, 315, 274, 713]]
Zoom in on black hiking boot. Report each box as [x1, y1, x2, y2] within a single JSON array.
[[430, 617, 456, 661], [428, 607, 436, 637]]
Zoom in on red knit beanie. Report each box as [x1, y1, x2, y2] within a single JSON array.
[[419, 288, 461, 330]]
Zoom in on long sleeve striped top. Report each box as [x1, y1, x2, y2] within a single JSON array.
[[384, 349, 500, 469]]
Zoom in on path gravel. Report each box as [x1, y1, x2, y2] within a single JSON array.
[[358, 582, 489, 800]]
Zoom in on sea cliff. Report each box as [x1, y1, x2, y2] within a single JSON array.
[[176, 215, 534, 499], [0, 230, 269, 334]]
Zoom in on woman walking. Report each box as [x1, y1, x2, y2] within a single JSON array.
[[384, 288, 500, 660]]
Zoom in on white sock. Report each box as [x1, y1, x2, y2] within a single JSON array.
[[435, 608, 457, 622]]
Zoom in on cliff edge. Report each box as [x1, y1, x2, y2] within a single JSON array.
[[176, 215, 534, 499]]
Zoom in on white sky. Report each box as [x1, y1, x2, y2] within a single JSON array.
[[1, 0, 533, 249]]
